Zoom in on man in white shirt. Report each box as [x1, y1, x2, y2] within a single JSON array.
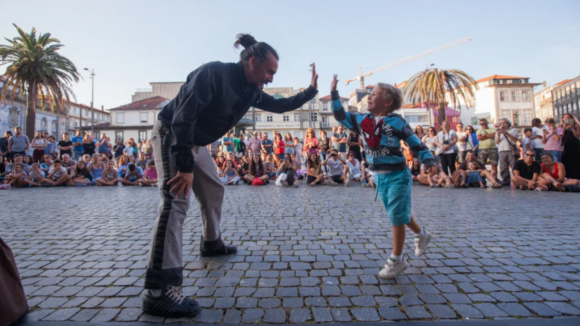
[[323, 149, 347, 186], [531, 118, 548, 162], [495, 118, 519, 186]]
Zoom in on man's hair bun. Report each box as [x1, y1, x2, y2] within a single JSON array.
[[234, 34, 257, 49]]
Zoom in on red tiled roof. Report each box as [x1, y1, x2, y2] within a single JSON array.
[[319, 94, 349, 101], [109, 96, 169, 111], [475, 75, 529, 83], [555, 79, 572, 86]]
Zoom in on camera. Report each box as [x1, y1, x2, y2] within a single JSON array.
[[565, 119, 574, 125]]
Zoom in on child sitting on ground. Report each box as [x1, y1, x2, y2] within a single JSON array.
[[141, 160, 158, 186], [25, 163, 47, 187], [461, 162, 485, 188], [120, 163, 143, 186], [97, 160, 119, 186], [330, 75, 435, 279], [68, 161, 93, 186]]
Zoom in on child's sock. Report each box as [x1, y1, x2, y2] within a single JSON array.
[[389, 254, 403, 263], [414, 228, 426, 236]]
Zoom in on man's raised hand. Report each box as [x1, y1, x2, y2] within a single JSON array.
[[331, 74, 338, 93], [310, 63, 318, 89]]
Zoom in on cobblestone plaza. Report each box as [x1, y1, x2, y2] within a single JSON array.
[[2, 184, 580, 323]]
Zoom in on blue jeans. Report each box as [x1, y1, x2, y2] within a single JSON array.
[[319, 151, 329, 173], [548, 150, 562, 163]]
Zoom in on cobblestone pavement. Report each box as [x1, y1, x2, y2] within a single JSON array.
[[2, 182, 580, 324]]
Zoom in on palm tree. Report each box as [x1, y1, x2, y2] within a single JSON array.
[[0, 24, 80, 139], [403, 68, 476, 127]]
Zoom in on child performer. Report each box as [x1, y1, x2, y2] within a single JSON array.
[[330, 75, 436, 279]]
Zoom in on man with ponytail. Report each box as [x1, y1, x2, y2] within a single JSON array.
[[143, 33, 318, 317]]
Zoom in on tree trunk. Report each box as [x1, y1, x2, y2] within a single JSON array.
[[26, 82, 37, 140], [438, 102, 446, 126]]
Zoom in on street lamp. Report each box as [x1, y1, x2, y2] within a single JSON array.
[[84, 68, 95, 133]]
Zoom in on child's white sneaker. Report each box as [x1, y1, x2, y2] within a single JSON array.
[[378, 256, 410, 279], [344, 173, 351, 187], [414, 230, 432, 257]]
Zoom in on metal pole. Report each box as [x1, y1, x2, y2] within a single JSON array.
[[90, 69, 95, 133], [252, 107, 255, 131]]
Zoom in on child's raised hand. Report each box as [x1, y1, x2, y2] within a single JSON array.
[[331, 75, 339, 93]]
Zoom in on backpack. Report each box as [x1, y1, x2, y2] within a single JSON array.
[[252, 177, 265, 186]]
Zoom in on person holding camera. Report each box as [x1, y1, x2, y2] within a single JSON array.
[[541, 118, 563, 163], [476, 118, 498, 180], [495, 118, 520, 186], [560, 114, 580, 179], [435, 120, 458, 176], [97, 133, 112, 159], [323, 148, 347, 185]]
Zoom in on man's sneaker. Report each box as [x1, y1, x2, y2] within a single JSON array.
[[200, 236, 238, 257], [414, 230, 432, 257], [139, 181, 143, 187], [344, 173, 351, 187], [378, 256, 411, 279], [142, 286, 201, 318], [282, 181, 289, 187], [328, 181, 338, 186], [293, 181, 299, 187], [361, 182, 370, 188]]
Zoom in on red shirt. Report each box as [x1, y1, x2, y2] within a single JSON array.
[[275, 140, 285, 154]]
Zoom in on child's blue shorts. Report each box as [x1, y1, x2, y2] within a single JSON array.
[[375, 169, 412, 226]]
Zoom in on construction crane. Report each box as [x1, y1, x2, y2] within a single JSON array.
[[344, 37, 473, 89]]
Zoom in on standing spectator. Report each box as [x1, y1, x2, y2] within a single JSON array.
[[68, 161, 93, 186], [31, 131, 47, 163], [531, 118, 548, 162], [82, 134, 96, 157], [560, 114, 580, 179], [2, 162, 27, 188], [120, 163, 143, 186], [235, 134, 246, 157], [45, 136, 57, 159], [248, 131, 261, 156], [261, 133, 273, 155], [40, 155, 54, 176], [332, 125, 348, 159], [318, 130, 330, 169], [57, 132, 73, 159], [306, 152, 325, 186], [464, 125, 478, 156], [129, 138, 138, 159], [539, 152, 580, 191], [140, 160, 158, 186], [113, 138, 125, 163], [521, 128, 534, 156], [97, 133, 112, 159], [414, 125, 425, 140], [323, 149, 347, 186], [88, 155, 104, 184], [284, 133, 295, 159], [143, 138, 153, 157], [423, 127, 438, 153], [0, 130, 12, 162], [71, 130, 84, 161], [273, 133, 285, 160], [455, 123, 468, 163], [293, 137, 303, 168], [512, 150, 542, 190], [244, 154, 269, 184], [7, 127, 30, 162], [96, 160, 118, 186], [219, 160, 241, 185], [124, 140, 134, 158], [45, 159, 70, 186], [347, 130, 363, 162], [304, 128, 319, 158], [496, 118, 520, 186], [435, 121, 458, 175], [541, 118, 563, 162], [476, 118, 498, 180], [221, 131, 234, 153]]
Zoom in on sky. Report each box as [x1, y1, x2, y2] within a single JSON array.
[[2, 0, 580, 111]]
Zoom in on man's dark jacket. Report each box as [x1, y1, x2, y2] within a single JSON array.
[[158, 61, 317, 173]]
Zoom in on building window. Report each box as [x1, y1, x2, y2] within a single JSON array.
[[93, 131, 100, 140], [521, 90, 531, 101], [51, 120, 57, 132], [499, 90, 509, 102], [116, 113, 124, 124], [523, 110, 532, 126], [283, 115, 289, 122], [294, 113, 301, 122], [266, 115, 273, 122], [310, 113, 318, 122], [139, 130, 147, 143], [41, 118, 48, 128], [140, 112, 148, 123], [302, 112, 309, 121], [513, 111, 520, 126], [254, 114, 261, 122], [322, 102, 328, 111], [511, 90, 520, 102], [115, 131, 123, 142]]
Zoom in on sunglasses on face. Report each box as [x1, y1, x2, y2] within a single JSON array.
[[525, 154, 534, 157]]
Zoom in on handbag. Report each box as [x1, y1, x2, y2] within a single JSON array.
[[252, 177, 265, 186], [503, 130, 521, 159]]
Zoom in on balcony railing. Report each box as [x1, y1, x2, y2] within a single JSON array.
[[319, 122, 330, 129]]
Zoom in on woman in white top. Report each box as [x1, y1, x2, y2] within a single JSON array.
[[31, 131, 47, 163], [435, 121, 458, 176], [344, 150, 368, 188], [422, 127, 438, 156], [455, 123, 468, 163]]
